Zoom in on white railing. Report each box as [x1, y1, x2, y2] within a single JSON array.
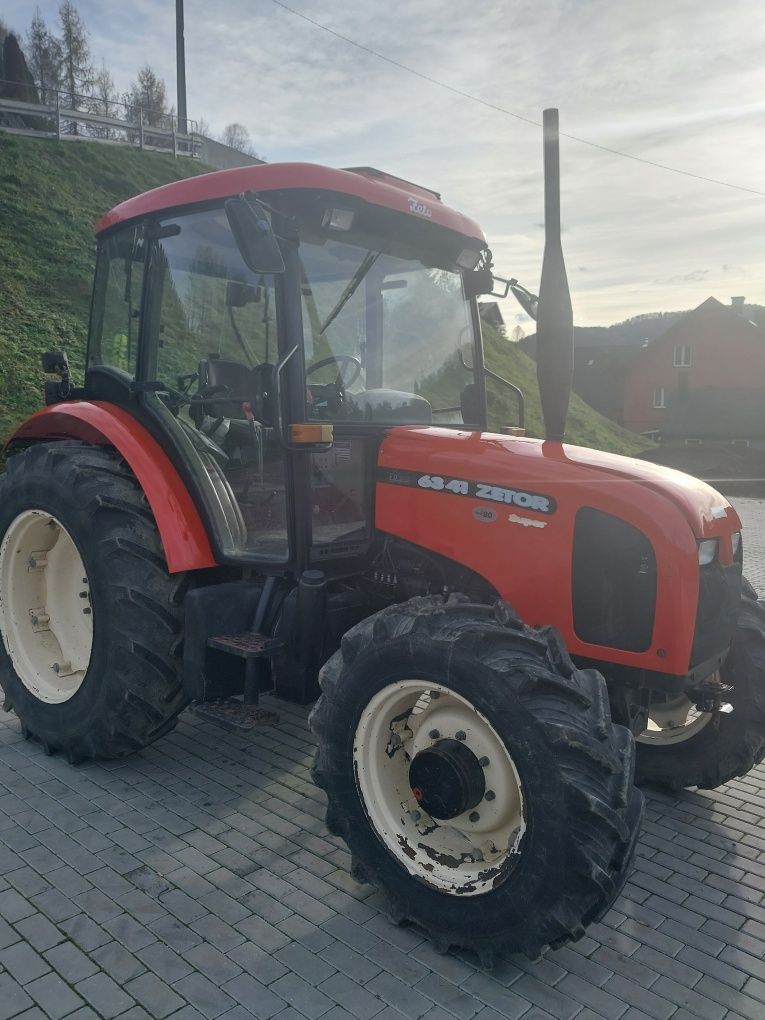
[[0, 79, 200, 158]]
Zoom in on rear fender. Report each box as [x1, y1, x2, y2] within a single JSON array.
[[5, 402, 217, 574]]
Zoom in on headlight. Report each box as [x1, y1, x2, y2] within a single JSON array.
[[698, 539, 718, 566], [732, 532, 742, 558]]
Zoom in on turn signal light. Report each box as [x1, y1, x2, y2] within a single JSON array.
[[290, 423, 334, 444]]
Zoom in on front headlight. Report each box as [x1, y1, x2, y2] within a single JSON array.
[[698, 539, 718, 566], [732, 532, 742, 559]]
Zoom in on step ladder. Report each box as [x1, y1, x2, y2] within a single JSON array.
[[192, 631, 283, 732]]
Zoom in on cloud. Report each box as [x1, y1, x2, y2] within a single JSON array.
[[6, 0, 765, 324], [659, 269, 712, 284]]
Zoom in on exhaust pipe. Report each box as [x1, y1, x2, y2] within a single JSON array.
[[535, 109, 574, 442]]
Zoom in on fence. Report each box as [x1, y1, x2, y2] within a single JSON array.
[[0, 78, 200, 158]]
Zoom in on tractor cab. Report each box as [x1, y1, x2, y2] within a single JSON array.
[[85, 164, 495, 571]]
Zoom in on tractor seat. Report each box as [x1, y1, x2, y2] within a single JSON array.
[[193, 359, 275, 426]]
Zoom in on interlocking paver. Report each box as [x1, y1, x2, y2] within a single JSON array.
[[75, 972, 134, 1018], [0, 942, 50, 984], [124, 971, 185, 1018], [25, 972, 84, 1020]]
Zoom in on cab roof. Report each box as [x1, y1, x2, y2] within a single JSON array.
[[96, 162, 486, 243]]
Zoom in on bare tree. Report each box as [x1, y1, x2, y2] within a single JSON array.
[[27, 8, 62, 104], [221, 122, 254, 154], [125, 64, 169, 128], [58, 2, 92, 129], [90, 62, 118, 138]]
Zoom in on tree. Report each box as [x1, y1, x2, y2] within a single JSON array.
[[58, 1, 92, 127], [125, 65, 169, 128], [27, 8, 62, 104], [1, 33, 39, 104], [89, 62, 118, 138], [510, 325, 526, 343], [221, 122, 254, 154]]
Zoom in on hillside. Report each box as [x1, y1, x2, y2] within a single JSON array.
[[0, 134, 648, 456], [0, 135, 209, 438]]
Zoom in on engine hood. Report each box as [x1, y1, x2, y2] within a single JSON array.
[[379, 428, 740, 539]]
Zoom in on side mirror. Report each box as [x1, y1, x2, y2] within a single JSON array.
[[226, 280, 261, 307], [225, 194, 285, 275], [464, 268, 494, 299], [509, 282, 539, 321]]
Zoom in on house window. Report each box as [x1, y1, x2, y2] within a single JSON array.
[[653, 387, 667, 409], [674, 344, 691, 367]]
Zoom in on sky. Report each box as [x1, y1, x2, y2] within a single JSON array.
[[5, 0, 765, 326]]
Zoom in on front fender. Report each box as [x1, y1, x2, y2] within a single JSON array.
[[6, 402, 217, 574]]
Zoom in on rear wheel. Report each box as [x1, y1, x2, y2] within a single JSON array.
[[0, 442, 190, 761], [635, 587, 765, 790], [311, 595, 643, 962]]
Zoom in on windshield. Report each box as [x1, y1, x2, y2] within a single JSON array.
[[299, 238, 479, 426]]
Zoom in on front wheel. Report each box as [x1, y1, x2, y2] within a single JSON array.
[[635, 585, 765, 790], [310, 595, 643, 963]]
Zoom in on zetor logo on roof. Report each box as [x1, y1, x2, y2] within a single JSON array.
[[408, 197, 433, 218]]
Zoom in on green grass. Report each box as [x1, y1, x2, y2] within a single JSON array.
[[0, 135, 209, 439], [0, 134, 650, 456]]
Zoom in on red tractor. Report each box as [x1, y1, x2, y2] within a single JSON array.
[[2, 111, 763, 963]]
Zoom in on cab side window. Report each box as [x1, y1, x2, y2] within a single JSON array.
[[88, 225, 146, 377]]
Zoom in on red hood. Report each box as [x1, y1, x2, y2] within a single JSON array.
[[380, 428, 740, 539]]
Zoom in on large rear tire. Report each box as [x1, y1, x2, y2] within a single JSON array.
[[0, 442, 190, 761], [310, 595, 643, 963], [635, 585, 765, 790]]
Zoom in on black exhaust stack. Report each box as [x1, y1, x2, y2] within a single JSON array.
[[535, 109, 574, 442]]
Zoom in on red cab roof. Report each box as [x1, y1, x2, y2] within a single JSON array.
[[96, 162, 486, 243]]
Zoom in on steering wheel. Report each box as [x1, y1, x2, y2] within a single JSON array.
[[306, 354, 362, 389]]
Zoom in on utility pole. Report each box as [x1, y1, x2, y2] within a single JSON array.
[[176, 0, 187, 135]]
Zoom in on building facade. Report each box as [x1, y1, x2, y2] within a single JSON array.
[[622, 297, 765, 438]]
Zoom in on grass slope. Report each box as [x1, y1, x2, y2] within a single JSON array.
[[0, 134, 648, 456], [0, 135, 208, 439]]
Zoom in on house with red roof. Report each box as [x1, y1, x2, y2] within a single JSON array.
[[622, 297, 765, 439]]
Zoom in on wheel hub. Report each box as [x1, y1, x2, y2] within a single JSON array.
[[0, 510, 92, 704], [409, 739, 485, 820], [353, 680, 526, 896]]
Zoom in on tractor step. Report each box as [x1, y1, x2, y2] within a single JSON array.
[[207, 632, 283, 658], [192, 698, 280, 732]]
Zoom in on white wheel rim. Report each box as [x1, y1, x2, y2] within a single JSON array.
[[0, 510, 93, 704], [636, 692, 729, 746], [354, 680, 526, 896]]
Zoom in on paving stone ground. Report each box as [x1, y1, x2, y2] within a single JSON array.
[[2, 497, 765, 1020]]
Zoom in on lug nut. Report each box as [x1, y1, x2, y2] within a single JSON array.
[[79, 591, 88, 598], [485, 790, 496, 801], [478, 756, 490, 767], [455, 730, 466, 742], [428, 729, 440, 740], [469, 811, 480, 823], [83, 608, 92, 615]]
